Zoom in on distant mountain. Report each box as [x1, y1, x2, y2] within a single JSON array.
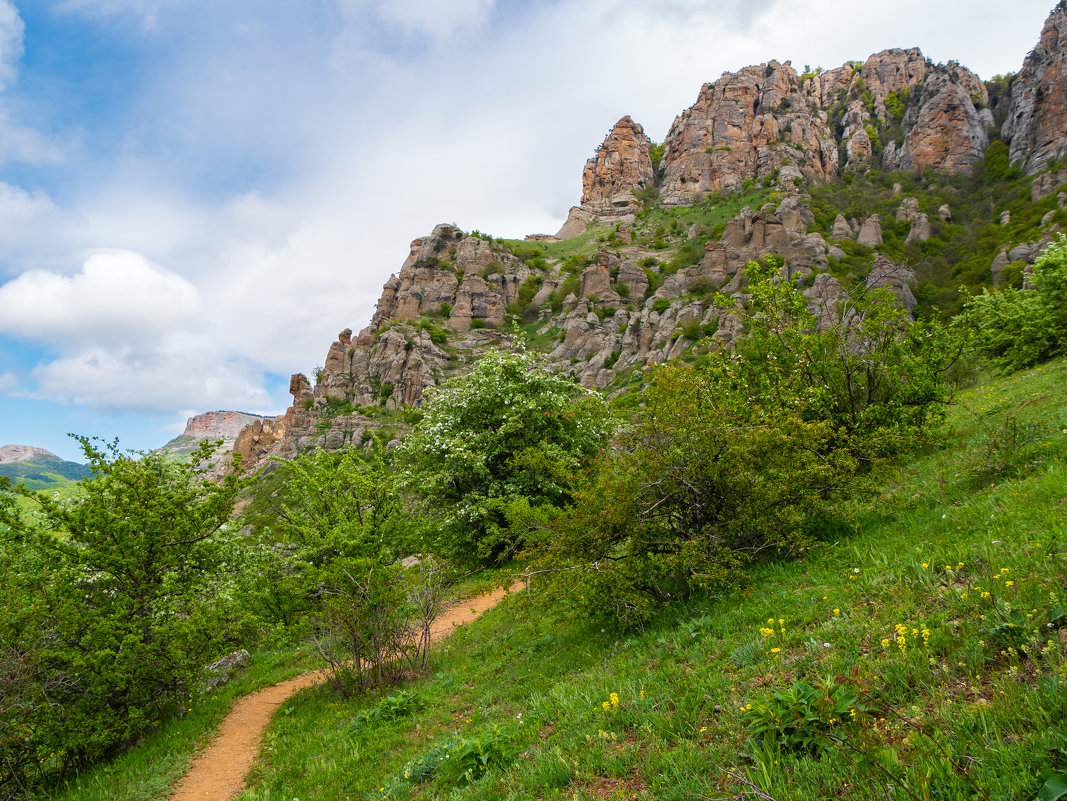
[[162, 411, 270, 468], [0, 445, 91, 490]]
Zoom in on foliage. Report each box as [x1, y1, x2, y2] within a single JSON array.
[[0, 439, 243, 790], [401, 349, 612, 567], [742, 676, 869, 755], [249, 446, 452, 693], [533, 263, 953, 625], [959, 233, 1067, 370]]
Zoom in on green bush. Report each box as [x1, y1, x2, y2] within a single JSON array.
[[652, 298, 671, 314], [959, 234, 1067, 370], [532, 262, 953, 625], [0, 439, 243, 786], [401, 350, 612, 566]]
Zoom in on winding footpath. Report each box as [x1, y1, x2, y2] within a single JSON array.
[[168, 581, 524, 801]]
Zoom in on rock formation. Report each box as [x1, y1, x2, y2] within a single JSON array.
[[1003, 3, 1067, 174], [225, 6, 1067, 475], [581, 116, 654, 206]]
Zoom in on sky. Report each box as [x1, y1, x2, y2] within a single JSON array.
[[0, 0, 1058, 462]]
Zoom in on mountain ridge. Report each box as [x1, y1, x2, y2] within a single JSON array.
[[228, 4, 1067, 475]]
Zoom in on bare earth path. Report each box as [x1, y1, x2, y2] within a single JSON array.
[[168, 581, 524, 801]]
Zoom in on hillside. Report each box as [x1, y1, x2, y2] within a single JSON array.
[[229, 4, 1067, 475], [235, 358, 1067, 798], [43, 355, 1067, 801], [0, 445, 90, 491]]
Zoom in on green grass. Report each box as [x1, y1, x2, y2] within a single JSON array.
[[230, 359, 1067, 801], [497, 225, 611, 263]]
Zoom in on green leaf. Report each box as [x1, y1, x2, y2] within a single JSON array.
[[1035, 771, 1067, 801]]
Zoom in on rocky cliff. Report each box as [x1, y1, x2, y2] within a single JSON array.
[[1003, 1, 1067, 174], [230, 6, 1067, 475]]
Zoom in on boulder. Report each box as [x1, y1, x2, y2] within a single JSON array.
[[866, 256, 917, 312], [204, 649, 251, 690], [831, 214, 853, 240], [991, 249, 1011, 286], [897, 197, 920, 221], [904, 213, 933, 244], [857, 214, 883, 247]]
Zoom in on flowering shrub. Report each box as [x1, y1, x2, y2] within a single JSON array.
[[402, 349, 612, 566]]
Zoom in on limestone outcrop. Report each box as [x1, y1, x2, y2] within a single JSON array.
[[658, 60, 839, 201], [1003, 3, 1067, 174], [884, 67, 990, 175], [581, 116, 654, 206]]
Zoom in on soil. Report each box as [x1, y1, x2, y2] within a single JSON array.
[[168, 580, 524, 801]]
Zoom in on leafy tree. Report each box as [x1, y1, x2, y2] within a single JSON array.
[[247, 445, 448, 692], [0, 438, 243, 781], [401, 349, 613, 566], [959, 233, 1067, 370]]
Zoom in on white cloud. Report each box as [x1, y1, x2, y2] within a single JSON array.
[[30, 347, 275, 413], [56, 0, 168, 29], [0, 251, 201, 350], [0, 183, 57, 257], [0, 0, 23, 90], [340, 0, 496, 40], [0, 371, 15, 393]]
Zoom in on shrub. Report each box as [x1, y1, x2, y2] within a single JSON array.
[[532, 262, 953, 624], [959, 234, 1067, 370], [652, 298, 671, 314], [401, 350, 612, 566]]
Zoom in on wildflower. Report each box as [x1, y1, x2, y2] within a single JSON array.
[[922, 563, 929, 569], [759, 627, 775, 638], [981, 592, 991, 599], [1005, 580, 1014, 587], [602, 701, 610, 711], [610, 692, 619, 707], [833, 608, 840, 616], [699, 726, 708, 733], [640, 689, 645, 699], [881, 638, 890, 648]]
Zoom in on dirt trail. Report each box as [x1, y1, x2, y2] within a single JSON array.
[[168, 580, 524, 801]]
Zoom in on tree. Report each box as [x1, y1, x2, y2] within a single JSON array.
[[249, 445, 448, 693], [959, 233, 1067, 370], [401, 349, 613, 566], [0, 438, 243, 780]]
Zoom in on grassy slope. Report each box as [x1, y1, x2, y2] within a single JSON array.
[[230, 359, 1067, 801]]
